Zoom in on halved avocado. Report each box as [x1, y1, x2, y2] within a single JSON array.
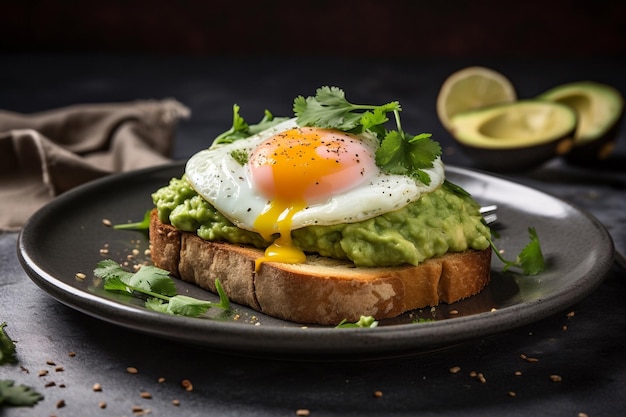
[[538, 81, 624, 164], [449, 100, 577, 172]]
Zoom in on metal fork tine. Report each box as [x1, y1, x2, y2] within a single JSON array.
[[480, 205, 498, 225]]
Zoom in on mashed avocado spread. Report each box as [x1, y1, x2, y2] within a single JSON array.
[[152, 176, 491, 267]]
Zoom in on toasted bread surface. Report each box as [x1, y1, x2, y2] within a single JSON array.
[[149, 210, 491, 325]]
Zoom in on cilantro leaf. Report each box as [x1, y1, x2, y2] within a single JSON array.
[[0, 323, 17, 365], [375, 131, 441, 184], [213, 104, 249, 145], [516, 227, 545, 275], [94, 259, 134, 285], [128, 265, 177, 296], [213, 106, 288, 146], [0, 380, 43, 407], [490, 227, 545, 275]]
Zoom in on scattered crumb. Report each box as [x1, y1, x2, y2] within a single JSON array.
[[550, 375, 562, 382], [520, 354, 539, 363], [55, 366, 64, 372], [578, 413, 588, 417], [158, 377, 166, 383], [68, 351, 76, 357], [127, 367, 139, 374], [508, 391, 516, 397], [56, 399, 66, 408], [181, 379, 193, 392], [373, 390, 383, 398], [514, 371, 522, 376], [45, 381, 56, 388], [448, 366, 461, 374], [567, 311, 575, 318], [99, 401, 107, 409], [38, 370, 49, 377], [92, 383, 102, 392], [140, 391, 152, 399], [46, 360, 56, 366], [296, 409, 310, 416], [172, 399, 180, 406], [59, 383, 66, 388]]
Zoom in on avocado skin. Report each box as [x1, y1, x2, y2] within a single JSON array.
[[538, 81, 624, 166], [561, 111, 623, 166], [456, 129, 575, 172]]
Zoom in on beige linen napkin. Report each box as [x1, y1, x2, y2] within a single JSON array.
[[0, 99, 190, 231]]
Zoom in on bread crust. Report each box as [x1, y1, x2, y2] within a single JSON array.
[[149, 209, 492, 325]]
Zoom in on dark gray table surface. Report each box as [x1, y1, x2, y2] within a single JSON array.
[[1, 54, 625, 416]]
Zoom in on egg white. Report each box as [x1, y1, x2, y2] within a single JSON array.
[[185, 118, 445, 233]]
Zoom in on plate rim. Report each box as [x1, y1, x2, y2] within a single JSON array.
[[17, 161, 615, 358]]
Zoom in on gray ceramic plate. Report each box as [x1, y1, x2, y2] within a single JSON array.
[[18, 162, 614, 359]]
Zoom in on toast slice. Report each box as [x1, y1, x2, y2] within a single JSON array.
[[149, 209, 492, 325]]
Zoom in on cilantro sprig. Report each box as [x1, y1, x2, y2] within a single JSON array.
[[294, 86, 442, 184], [491, 227, 545, 275], [94, 260, 230, 317]]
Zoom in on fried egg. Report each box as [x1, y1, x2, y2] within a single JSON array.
[[185, 118, 444, 267]]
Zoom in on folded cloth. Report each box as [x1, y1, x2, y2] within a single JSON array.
[[0, 99, 191, 231]]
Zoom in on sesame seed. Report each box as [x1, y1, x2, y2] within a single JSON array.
[[99, 401, 107, 409], [181, 379, 193, 392], [102, 219, 112, 227], [140, 391, 152, 399], [373, 390, 383, 398], [75, 272, 86, 280], [508, 391, 516, 397], [92, 383, 102, 392], [449, 366, 461, 374], [296, 409, 310, 416], [550, 375, 562, 382], [127, 366, 139, 374], [172, 399, 180, 406]]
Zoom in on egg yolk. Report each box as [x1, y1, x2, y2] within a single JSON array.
[[248, 127, 376, 270]]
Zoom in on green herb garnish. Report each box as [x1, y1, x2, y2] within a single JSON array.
[[94, 260, 230, 317], [0, 380, 43, 407], [335, 315, 379, 328], [0, 323, 17, 365], [0, 323, 44, 408], [294, 86, 442, 184], [230, 148, 249, 166], [213, 105, 289, 146], [113, 209, 151, 231], [491, 227, 545, 275]]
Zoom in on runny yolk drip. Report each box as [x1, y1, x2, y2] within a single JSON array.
[[248, 127, 375, 271]]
